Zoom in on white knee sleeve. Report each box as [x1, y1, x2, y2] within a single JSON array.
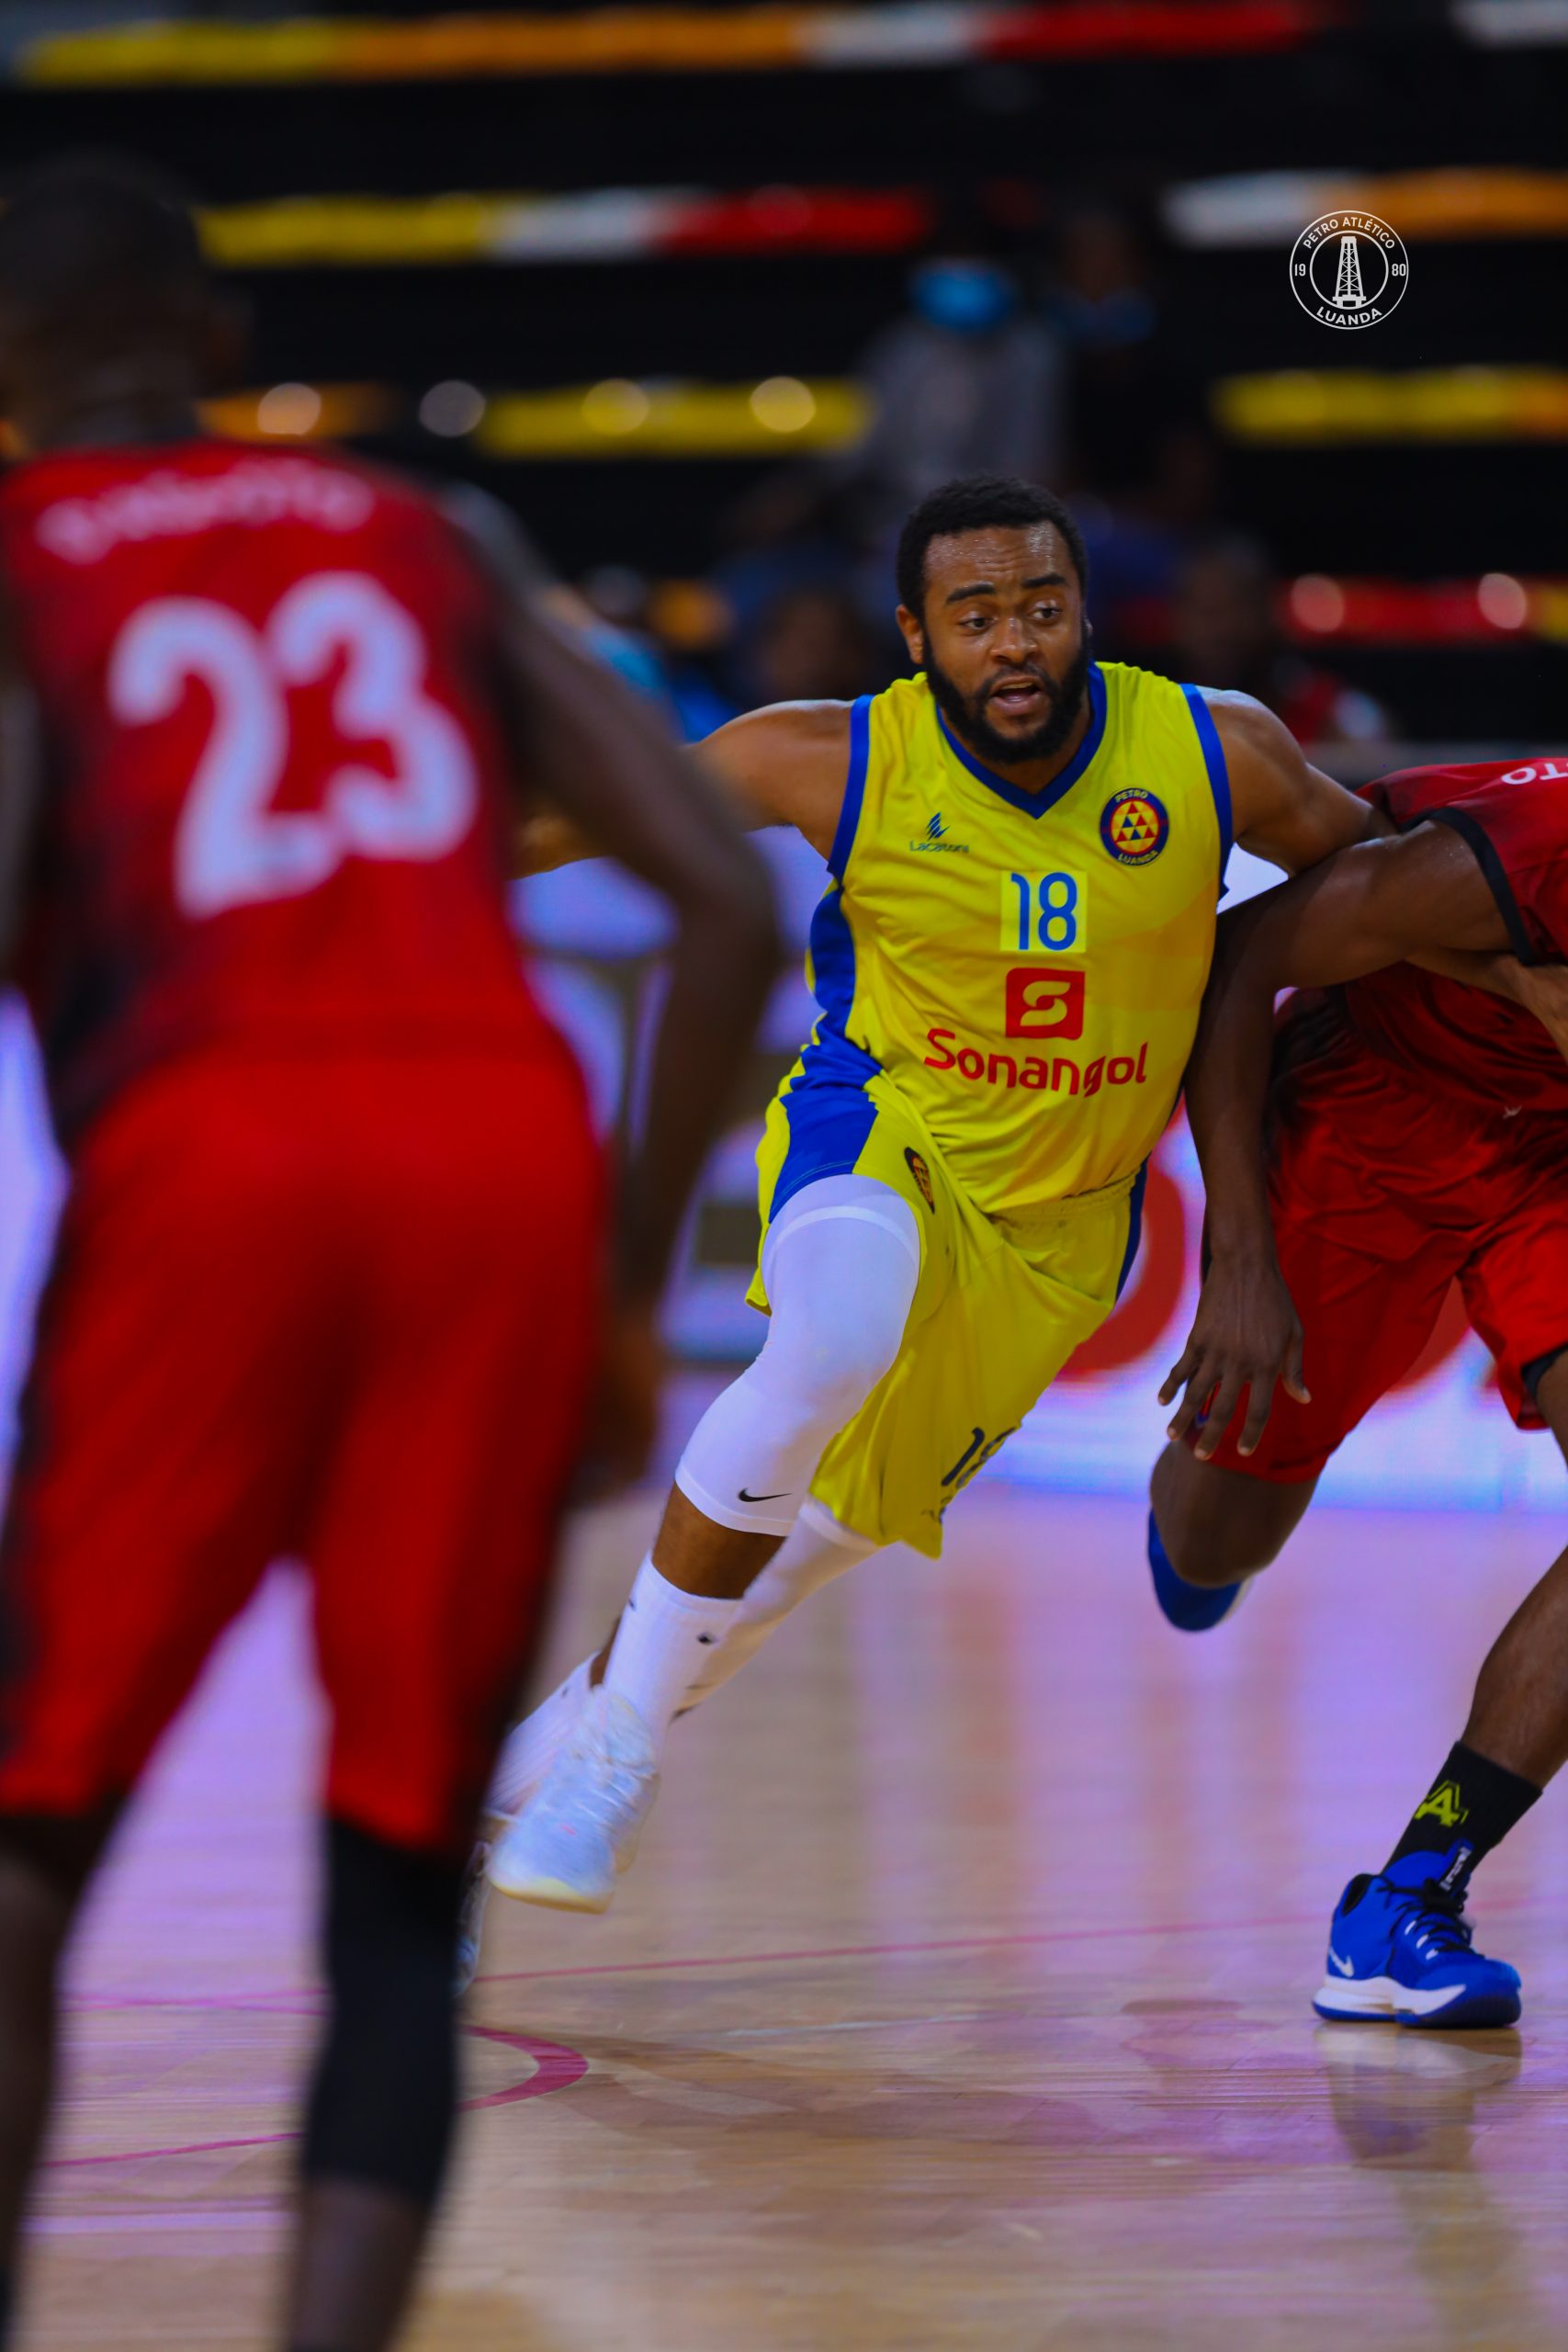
[[674, 1175, 920, 1536]]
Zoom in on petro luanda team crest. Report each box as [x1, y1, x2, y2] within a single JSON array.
[[1100, 787, 1169, 867]]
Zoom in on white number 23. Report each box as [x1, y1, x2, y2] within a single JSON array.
[[108, 574, 479, 919]]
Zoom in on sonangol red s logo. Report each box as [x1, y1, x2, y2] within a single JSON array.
[[1005, 967, 1085, 1041]]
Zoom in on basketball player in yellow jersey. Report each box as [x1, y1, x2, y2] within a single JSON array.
[[480, 475, 1376, 1928]]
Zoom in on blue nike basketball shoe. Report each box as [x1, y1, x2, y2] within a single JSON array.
[[1146, 1510, 1247, 1633], [1313, 1849, 1521, 2029]]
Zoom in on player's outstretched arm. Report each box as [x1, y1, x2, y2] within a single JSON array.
[[513, 698, 852, 873], [1165, 822, 1512, 1458]]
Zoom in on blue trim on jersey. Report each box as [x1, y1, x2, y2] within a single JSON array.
[[780, 690, 882, 1218], [826, 694, 873, 881], [1115, 1159, 1149, 1301], [1180, 684, 1234, 886], [801, 689, 880, 1080], [935, 663, 1107, 820], [797, 876, 882, 1095], [771, 1079, 880, 1222]]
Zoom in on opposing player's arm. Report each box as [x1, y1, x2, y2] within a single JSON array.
[[453, 495, 781, 1474], [1209, 690, 1550, 1007], [1166, 822, 1512, 1458], [514, 697, 852, 873], [0, 584, 40, 976], [501, 611, 780, 1294]]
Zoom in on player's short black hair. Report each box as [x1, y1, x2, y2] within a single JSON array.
[[896, 476, 1089, 616], [0, 153, 206, 335]]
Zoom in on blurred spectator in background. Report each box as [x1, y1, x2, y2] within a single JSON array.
[[1045, 200, 1218, 652], [570, 568, 734, 740], [1050, 202, 1210, 518], [1168, 533, 1398, 755], [548, 574, 680, 718], [833, 207, 1064, 563], [740, 583, 880, 708], [710, 202, 1062, 673]]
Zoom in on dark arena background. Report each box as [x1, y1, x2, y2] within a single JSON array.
[[1, 5, 1566, 2348]]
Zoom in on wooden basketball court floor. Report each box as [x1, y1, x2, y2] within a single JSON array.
[[21, 1486, 1568, 2350]]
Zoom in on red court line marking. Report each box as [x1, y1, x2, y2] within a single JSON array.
[[464, 2025, 591, 2105], [45, 1894, 1542, 2165], [39, 2029, 587, 2169], [71, 1917, 1300, 2013], [474, 1912, 1348, 1987], [68, 1925, 1234, 2012], [45, 2130, 294, 2171], [66, 1892, 1540, 2015], [66, 1991, 325, 2015], [474, 1892, 1540, 1988]]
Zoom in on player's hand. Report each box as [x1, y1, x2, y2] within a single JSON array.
[[1159, 1251, 1309, 1461], [580, 1297, 665, 1493], [1506, 956, 1568, 1067], [511, 808, 592, 877]]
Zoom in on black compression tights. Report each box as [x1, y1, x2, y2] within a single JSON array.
[[286, 1819, 466, 2352], [0, 1806, 120, 2346]]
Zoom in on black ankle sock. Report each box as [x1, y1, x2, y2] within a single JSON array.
[[1386, 1741, 1541, 1890]]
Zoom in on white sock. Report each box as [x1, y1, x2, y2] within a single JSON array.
[[603, 1555, 739, 1752], [485, 1657, 592, 1816], [682, 1504, 877, 1709]]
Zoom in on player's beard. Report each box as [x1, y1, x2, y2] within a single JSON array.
[[924, 629, 1092, 769]]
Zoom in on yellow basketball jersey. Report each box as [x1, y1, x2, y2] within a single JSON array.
[[795, 662, 1229, 1221]]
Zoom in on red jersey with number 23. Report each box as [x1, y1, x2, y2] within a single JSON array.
[[0, 439, 551, 1136], [1342, 756, 1568, 1115]]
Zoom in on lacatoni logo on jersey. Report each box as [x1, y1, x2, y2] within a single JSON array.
[[1100, 788, 1169, 866], [908, 810, 970, 854]]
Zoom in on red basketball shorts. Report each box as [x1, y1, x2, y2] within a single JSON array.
[[1200, 1013, 1568, 1485], [0, 1044, 603, 1855]]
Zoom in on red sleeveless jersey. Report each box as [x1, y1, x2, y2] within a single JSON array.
[[1344, 756, 1568, 1115], [0, 439, 555, 1133]]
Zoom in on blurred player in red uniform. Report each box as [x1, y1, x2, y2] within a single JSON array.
[[1152, 753, 1568, 2028], [0, 160, 775, 2350]]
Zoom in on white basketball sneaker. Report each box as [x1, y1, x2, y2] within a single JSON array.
[[457, 1660, 601, 1991], [454, 1835, 493, 1997], [486, 1687, 660, 1913]]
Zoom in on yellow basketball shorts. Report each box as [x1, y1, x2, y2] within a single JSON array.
[[747, 1069, 1144, 1557]]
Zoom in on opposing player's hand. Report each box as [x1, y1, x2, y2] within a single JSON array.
[[1159, 1252, 1309, 1461], [580, 1299, 665, 1493]]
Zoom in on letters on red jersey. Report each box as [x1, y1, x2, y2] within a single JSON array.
[[0, 441, 549, 1134], [1344, 758, 1568, 1116]]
